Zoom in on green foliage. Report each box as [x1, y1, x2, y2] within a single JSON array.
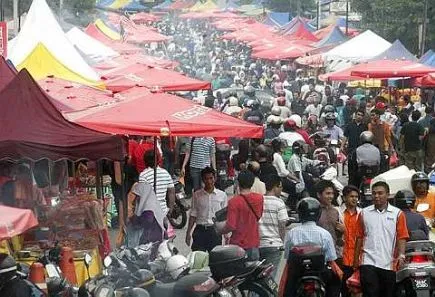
[[350, 0, 434, 55], [268, 0, 316, 16], [64, 0, 95, 11]]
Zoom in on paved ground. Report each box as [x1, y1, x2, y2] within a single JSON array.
[[110, 170, 349, 256]]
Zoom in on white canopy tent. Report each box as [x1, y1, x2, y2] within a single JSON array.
[[66, 27, 120, 64], [8, 0, 102, 86], [324, 30, 392, 71]]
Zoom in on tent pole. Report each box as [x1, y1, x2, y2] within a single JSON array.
[[96, 161, 102, 199], [153, 136, 157, 194]]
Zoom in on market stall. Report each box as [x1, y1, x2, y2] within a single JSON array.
[[0, 69, 126, 285]]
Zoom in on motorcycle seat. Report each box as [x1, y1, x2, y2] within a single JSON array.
[[237, 261, 261, 277], [150, 281, 175, 297]]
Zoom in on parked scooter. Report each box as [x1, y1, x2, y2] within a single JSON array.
[[396, 239, 435, 297]]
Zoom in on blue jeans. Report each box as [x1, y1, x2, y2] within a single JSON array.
[[260, 247, 283, 278], [190, 167, 203, 191], [245, 247, 260, 261]]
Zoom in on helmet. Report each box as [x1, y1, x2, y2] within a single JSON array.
[[187, 251, 209, 272], [243, 98, 250, 107], [0, 254, 17, 286], [277, 97, 286, 106], [359, 131, 374, 144], [271, 138, 286, 152], [243, 85, 255, 97], [250, 100, 260, 110], [271, 106, 281, 116], [411, 172, 429, 190], [323, 105, 335, 114], [228, 97, 238, 107], [292, 140, 305, 155], [166, 255, 189, 280], [289, 114, 302, 128], [325, 112, 336, 121], [267, 115, 282, 125], [297, 197, 322, 223], [394, 190, 416, 210], [284, 119, 297, 130], [376, 102, 386, 110]]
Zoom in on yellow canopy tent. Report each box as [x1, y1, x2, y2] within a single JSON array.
[[189, 0, 218, 12], [95, 19, 122, 40], [8, 0, 103, 87], [109, 0, 130, 9]]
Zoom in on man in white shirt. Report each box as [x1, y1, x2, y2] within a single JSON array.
[[259, 175, 288, 278], [186, 167, 228, 252]]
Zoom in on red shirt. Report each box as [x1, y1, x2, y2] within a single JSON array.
[[296, 128, 313, 146], [133, 142, 162, 173], [227, 193, 264, 249]]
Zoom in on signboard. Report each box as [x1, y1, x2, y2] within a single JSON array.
[[0, 22, 7, 57]]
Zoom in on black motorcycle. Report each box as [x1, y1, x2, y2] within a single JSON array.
[[396, 240, 435, 297], [167, 179, 189, 229], [285, 245, 326, 297]]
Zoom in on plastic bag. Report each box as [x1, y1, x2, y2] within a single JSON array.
[[337, 151, 347, 163], [390, 152, 399, 167], [346, 269, 362, 294]]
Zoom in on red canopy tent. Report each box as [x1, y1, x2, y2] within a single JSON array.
[[0, 69, 125, 161], [0, 206, 38, 240], [131, 12, 161, 24], [71, 89, 263, 138], [320, 60, 435, 81], [284, 22, 318, 42], [94, 54, 179, 71], [252, 44, 313, 60], [84, 24, 141, 55], [350, 60, 435, 78], [0, 56, 17, 91], [103, 66, 211, 92], [38, 77, 116, 112], [126, 27, 171, 44], [413, 73, 435, 87]]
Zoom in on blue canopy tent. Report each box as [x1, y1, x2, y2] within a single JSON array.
[[370, 39, 417, 61], [281, 16, 314, 35], [152, 0, 172, 11], [268, 12, 290, 26], [263, 14, 280, 27], [120, 0, 147, 11], [420, 49, 435, 67], [315, 25, 346, 48], [225, 0, 239, 9], [96, 0, 115, 9]]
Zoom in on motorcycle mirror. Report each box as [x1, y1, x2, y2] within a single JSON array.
[[103, 256, 112, 268], [84, 253, 92, 267], [417, 203, 430, 213]]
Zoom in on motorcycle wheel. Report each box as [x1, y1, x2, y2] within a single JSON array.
[[168, 206, 187, 229], [239, 282, 274, 297]]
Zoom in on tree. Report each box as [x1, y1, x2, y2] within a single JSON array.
[[268, 0, 316, 16], [350, 0, 434, 55]]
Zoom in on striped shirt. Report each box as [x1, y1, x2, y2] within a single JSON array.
[[139, 167, 174, 215], [285, 221, 337, 262], [187, 137, 216, 169], [259, 195, 288, 247]]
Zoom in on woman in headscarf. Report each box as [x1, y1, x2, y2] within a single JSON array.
[[125, 182, 166, 247]]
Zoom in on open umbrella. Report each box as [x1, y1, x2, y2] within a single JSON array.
[[0, 206, 38, 240]]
